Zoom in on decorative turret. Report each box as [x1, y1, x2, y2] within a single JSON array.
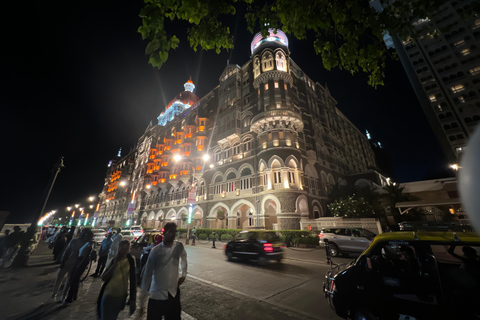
[[157, 79, 199, 126], [184, 77, 195, 92]]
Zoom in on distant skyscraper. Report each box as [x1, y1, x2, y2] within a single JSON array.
[[381, 0, 480, 162]]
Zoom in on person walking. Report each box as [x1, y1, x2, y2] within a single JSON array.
[[61, 229, 95, 306], [97, 240, 136, 320], [91, 233, 113, 278], [1, 226, 22, 268], [140, 222, 187, 320], [53, 230, 68, 263], [191, 227, 196, 246], [211, 231, 216, 249], [108, 228, 123, 261], [51, 228, 91, 301]]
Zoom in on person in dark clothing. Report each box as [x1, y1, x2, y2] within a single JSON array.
[[91, 233, 113, 278], [53, 230, 68, 263], [61, 229, 94, 306], [1, 226, 21, 267]]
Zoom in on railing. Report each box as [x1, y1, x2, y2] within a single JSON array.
[[251, 109, 302, 124]]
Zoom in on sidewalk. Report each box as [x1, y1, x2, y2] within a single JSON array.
[[0, 242, 194, 320]]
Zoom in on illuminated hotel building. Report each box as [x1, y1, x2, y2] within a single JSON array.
[[96, 30, 382, 230]]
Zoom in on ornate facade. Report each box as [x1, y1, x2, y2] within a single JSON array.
[[96, 30, 379, 230]]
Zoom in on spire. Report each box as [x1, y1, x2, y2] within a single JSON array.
[[184, 77, 195, 92]]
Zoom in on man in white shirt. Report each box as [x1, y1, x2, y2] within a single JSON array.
[[140, 222, 187, 320]]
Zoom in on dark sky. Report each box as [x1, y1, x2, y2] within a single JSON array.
[[1, 0, 452, 224]]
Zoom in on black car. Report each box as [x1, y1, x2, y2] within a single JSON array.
[[224, 230, 284, 265]]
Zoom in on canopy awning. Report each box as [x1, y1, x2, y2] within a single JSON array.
[[395, 198, 461, 215]]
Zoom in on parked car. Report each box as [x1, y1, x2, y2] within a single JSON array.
[[224, 230, 284, 266], [318, 227, 376, 257], [120, 231, 135, 242], [127, 225, 144, 238], [90, 229, 107, 244], [324, 229, 480, 320]]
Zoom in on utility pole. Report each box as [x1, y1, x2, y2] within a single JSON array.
[[12, 157, 65, 267]]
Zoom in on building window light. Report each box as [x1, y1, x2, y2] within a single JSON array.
[[276, 103, 281, 109], [274, 81, 279, 88], [265, 84, 269, 90], [451, 84, 465, 94], [429, 95, 437, 102], [460, 49, 470, 56], [469, 66, 480, 76]]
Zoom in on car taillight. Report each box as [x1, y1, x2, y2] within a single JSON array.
[[263, 243, 273, 252], [319, 233, 324, 238]]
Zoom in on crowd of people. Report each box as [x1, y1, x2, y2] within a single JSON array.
[[7, 222, 188, 320]]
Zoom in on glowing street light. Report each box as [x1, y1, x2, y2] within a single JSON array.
[[174, 154, 182, 162], [203, 154, 210, 161], [450, 164, 461, 171], [89, 196, 95, 201]]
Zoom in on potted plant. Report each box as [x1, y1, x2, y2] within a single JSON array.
[[217, 208, 225, 220]]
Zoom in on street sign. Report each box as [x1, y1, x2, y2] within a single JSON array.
[[127, 202, 135, 215], [188, 184, 196, 203]]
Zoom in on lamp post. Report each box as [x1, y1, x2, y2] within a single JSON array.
[[12, 157, 65, 268]]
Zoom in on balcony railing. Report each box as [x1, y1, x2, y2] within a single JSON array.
[[251, 109, 302, 124]]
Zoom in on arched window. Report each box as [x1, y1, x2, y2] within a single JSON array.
[[240, 167, 253, 190], [253, 57, 261, 78], [248, 211, 254, 226], [226, 171, 237, 192], [233, 143, 241, 155], [275, 51, 287, 71], [262, 51, 274, 72], [214, 175, 223, 194]]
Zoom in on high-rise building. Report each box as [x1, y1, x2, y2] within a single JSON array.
[[383, 0, 480, 162], [96, 30, 386, 231]]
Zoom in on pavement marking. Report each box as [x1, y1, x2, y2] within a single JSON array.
[[187, 274, 319, 320]]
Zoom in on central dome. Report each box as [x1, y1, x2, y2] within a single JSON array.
[[250, 29, 289, 55]]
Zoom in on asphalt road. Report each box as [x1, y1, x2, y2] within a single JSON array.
[[181, 244, 352, 320]]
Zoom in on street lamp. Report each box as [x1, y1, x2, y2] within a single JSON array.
[[12, 156, 65, 267]]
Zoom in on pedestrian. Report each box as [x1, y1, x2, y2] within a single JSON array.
[[61, 229, 95, 306], [51, 228, 91, 302], [97, 240, 136, 320], [140, 222, 187, 320], [211, 231, 216, 249], [109, 228, 123, 261], [91, 233, 113, 278], [1, 226, 22, 267], [53, 230, 68, 263], [0, 230, 10, 263], [191, 227, 196, 245]]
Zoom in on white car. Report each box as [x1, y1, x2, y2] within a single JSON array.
[[127, 226, 143, 238], [91, 229, 107, 244], [318, 228, 376, 257], [120, 231, 135, 242]]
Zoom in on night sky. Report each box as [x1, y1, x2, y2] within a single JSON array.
[[1, 0, 453, 224]]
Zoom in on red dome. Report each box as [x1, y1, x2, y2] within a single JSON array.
[[166, 90, 199, 109]]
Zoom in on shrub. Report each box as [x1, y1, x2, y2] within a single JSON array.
[[221, 234, 232, 241], [278, 230, 310, 247], [198, 233, 208, 240]]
